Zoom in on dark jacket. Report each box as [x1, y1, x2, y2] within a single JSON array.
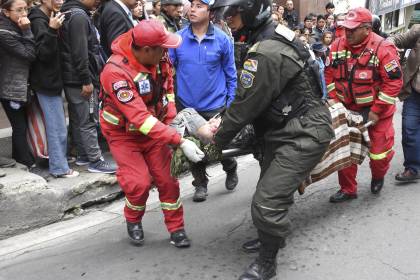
[[283, 9, 298, 29], [0, 13, 36, 102], [95, 0, 134, 58], [29, 6, 63, 94], [60, 0, 103, 88]]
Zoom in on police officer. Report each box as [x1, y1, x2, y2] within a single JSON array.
[[372, 14, 388, 39], [202, 24, 334, 280], [157, 0, 184, 32], [100, 20, 205, 247], [325, 8, 403, 202]]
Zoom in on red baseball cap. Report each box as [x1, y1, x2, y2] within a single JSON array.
[[131, 19, 182, 48], [342, 7, 372, 29]]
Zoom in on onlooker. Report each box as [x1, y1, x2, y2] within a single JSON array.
[[331, 12, 346, 38], [302, 27, 315, 44], [149, 0, 160, 18], [29, 0, 79, 178], [96, 0, 137, 58], [132, 0, 144, 21], [325, 2, 334, 16], [277, 4, 284, 20], [313, 14, 326, 41], [321, 30, 333, 49], [157, 0, 183, 32], [60, 0, 116, 174], [326, 13, 334, 29], [0, 0, 36, 169], [391, 24, 420, 182], [292, 25, 301, 36], [303, 14, 313, 31], [271, 11, 279, 25], [312, 42, 328, 98], [283, 0, 297, 29], [169, 0, 237, 202]]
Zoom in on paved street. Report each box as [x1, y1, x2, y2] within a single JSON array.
[[1, 104, 420, 280]]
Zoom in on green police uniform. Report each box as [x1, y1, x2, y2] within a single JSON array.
[[157, 13, 182, 33], [214, 25, 334, 241]]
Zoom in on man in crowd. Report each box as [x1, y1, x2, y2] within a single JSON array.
[[169, 0, 237, 202], [313, 14, 326, 41], [100, 20, 205, 247], [283, 0, 297, 29], [200, 22, 333, 280], [325, 7, 403, 202], [157, 0, 183, 32], [60, 0, 116, 173], [325, 2, 334, 16], [96, 0, 138, 58], [390, 24, 420, 182]]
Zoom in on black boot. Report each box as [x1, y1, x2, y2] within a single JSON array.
[[371, 178, 384, 194], [127, 221, 144, 246], [242, 238, 286, 254], [170, 229, 191, 248], [193, 186, 208, 202], [329, 190, 358, 203], [224, 161, 239, 191], [191, 162, 209, 202]]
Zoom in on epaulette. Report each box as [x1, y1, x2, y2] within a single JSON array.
[[248, 42, 260, 54]]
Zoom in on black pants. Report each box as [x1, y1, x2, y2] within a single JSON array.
[[176, 101, 237, 187], [1, 100, 34, 167]]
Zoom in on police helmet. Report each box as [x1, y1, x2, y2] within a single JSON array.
[[372, 15, 381, 33], [211, 0, 272, 29], [161, 0, 183, 5]]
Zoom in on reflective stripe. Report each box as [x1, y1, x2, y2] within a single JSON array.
[[161, 198, 182, 210], [369, 148, 393, 160], [355, 96, 374, 104], [327, 83, 335, 92], [134, 72, 148, 82], [378, 91, 396, 105], [336, 92, 345, 101], [139, 115, 158, 135], [125, 197, 145, 211], [166, 93, 175, 102], [102, 110, 120, 125]]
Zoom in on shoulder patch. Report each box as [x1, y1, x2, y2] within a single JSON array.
[[240, 70, 255, 89], [243, 59, 258, 72], [116, 90, 134, 103], [138, 79, 152, 95], [248, 42, 260, 53], [112, 80, 129, 91], [384, 59, 399, 72]]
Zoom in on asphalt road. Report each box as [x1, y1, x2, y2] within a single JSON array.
[[1, 104, 419, 280]]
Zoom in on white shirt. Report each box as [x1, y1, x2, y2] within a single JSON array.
[[113, 0, 138, 26]]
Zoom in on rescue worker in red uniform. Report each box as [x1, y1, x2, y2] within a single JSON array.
[[325, 8, 403, 203], [99, 20, 205, 247]]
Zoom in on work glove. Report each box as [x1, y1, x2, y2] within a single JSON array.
[[180, 139, 205, 163]]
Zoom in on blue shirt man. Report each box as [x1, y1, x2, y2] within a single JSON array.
[[169, 0, 238, 202]]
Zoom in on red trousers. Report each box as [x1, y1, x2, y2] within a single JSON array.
[[339, 115, 395, 194], [105, 135, 184, 233]]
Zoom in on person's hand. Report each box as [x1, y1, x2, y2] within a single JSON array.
[[197, 123, 215, 144], [49, 12, 65, 30], [17, 16, 31, 30], [368, 111, 380, 126], [81, 83, 94, 99], [180, 139, 205, 163], [208, 117, 221, 133]]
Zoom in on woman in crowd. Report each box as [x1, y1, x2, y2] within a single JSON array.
[[28, 0, 79, 177], [321, 30, 333, 49], [325, 13, 334, 30], [277, 4, 284, 21], [0, 0, 36, 169]]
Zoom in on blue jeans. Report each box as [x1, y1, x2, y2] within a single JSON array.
[[402, 90, 420, 174], [36, 92, 70, 175]]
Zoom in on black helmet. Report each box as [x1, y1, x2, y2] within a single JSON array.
[[372, 14, 381, 34], [211, 0, 272, 29], [161, 0, 183, 5]]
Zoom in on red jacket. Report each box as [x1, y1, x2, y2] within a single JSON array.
[[99, 31, 180, 145], [325, 32, 403, 118]]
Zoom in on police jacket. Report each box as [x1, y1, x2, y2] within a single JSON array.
[[60, 0, 103, 88], [99, 30, 180, 145], [157, 12, 181, 33], [325, 31, 403, 118], [214, 25, 330, 148], [0, 14, 35, 102]]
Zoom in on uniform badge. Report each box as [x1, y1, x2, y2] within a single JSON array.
[[384, 60, 399, 72], [162, 96, 168, 107], [358, 71, 368, 79], [116, 90, 134, 103], [240, 70, 255, 89], [243, 59, 258, 72], [112, 80, 128, 91], [138, 79, 151, 95]]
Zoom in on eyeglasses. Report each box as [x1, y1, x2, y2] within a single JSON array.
[[8, 7, 29, 14]]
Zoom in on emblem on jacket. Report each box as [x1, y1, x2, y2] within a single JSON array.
[[117, 90, 134, 103], [243, 59, 258, 72], [240, 70, 255, 89], [139, 79, 151, 95]]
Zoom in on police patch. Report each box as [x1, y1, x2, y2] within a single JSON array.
[[243, 59, 258, 72], [116, 90, 134, 103], [384, 60, 399, 72], [240, 70, 255, 89], [138, 79, 151, 95], [112, 80, 128, 91]]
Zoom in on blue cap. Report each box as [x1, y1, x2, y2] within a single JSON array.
[[311, 42, 327, 53], [189, 0, 214, 5]]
